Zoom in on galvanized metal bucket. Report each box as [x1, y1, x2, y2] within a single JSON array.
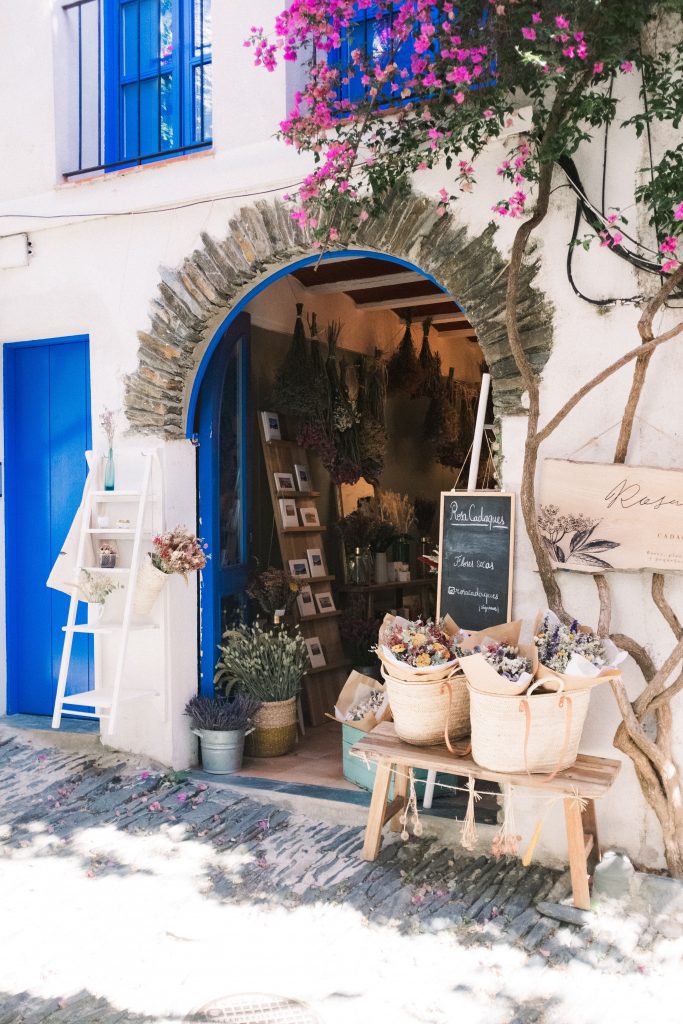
[[192, 727, 253, 774]]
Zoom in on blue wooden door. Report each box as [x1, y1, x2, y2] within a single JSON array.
[[196, 313, 250, 695], [4, 336, 93, 715]]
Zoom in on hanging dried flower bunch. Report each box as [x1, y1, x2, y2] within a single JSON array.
[[387, 318, 423, 397], [356, 356, 387, 481], [272, 304, 314, 417], [417, 319, 441, 398], [423, 366, 457, 443], [365, 347, 388, 426]]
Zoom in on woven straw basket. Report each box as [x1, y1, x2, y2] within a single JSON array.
[[469, 681, 591, 774], [245, 697, 298, 758], [134, 559, 168, 616], [380, 663, 469, 746]]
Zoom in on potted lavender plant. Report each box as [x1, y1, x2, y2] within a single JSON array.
[[185, 693, 262, 774]]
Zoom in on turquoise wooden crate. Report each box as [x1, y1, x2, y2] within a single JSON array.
[[342, 724, 455, 799]]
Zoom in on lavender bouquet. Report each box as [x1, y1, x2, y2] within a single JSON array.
[[534, 611, 626, 679]]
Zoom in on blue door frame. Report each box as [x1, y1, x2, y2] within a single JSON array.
[[4, 335, 93, 715], [195, 313, 250, 695], [190, 249, 457, 695]]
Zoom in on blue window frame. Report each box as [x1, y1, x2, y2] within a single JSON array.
[[326, 3, 493, 110], [327, 4, 415, 108], [104, 0, 212, 169]]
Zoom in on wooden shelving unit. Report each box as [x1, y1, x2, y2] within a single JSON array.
[[259, 416, 349, 726]]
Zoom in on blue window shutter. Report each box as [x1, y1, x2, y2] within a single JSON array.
[[102, 0, 211, 170]]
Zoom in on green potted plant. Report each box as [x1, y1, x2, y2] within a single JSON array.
[[184, 693, 262, 775], [214, 623, 308, 757]]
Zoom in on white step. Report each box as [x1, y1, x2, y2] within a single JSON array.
[[86, 529, 152, 536], [77, 567, 130, 575], [90, 491, 143, 500], [61, 688, 159, 708], [64, 622, 159, 635]]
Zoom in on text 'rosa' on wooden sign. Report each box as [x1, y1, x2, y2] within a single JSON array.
[[436, 490, 515, 631], [539, 459, 683, 573]]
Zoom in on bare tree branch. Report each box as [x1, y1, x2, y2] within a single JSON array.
[[533, 322, 683, 449], [594, 574, 612, 637]]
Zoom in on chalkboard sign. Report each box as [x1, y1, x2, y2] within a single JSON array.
[[436, 491, 515, 630]]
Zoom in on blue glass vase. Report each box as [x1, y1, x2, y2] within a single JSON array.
[[104, 447, 115, 491]]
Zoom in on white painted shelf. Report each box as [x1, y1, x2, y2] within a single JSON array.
[[91, 491, 143, 500], [86, 528, 152, 536], [64, 622, 159, 635], [80, 567, 130, 575], [61, 688, 159, 708]]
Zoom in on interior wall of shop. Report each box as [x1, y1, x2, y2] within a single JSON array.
[[0, 1, 681, 865], [247, 280, 487, 589]]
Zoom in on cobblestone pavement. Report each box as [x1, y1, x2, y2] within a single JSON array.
[[1, 729, 681, 1024]]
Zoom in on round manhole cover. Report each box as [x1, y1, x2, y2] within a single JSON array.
[[188, 993, 320, 1023]]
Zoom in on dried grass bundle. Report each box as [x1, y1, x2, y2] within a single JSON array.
[[387, 319, 423, 397]]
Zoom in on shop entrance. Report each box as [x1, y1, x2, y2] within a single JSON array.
[[193, 250, 494, 797]]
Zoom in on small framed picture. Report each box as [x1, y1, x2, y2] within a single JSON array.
[[295, 463, 311, 492], [299, 506, 320, 528], [307, 547, 326, 577], [279, 498, 299, 529], [288, 558, 310, 579], [315, 591, 336, 614], [274, 471, 295, 492], [305, 637, 326, 669], [261, 411, 281, 442], [296, 584, 315, 618]]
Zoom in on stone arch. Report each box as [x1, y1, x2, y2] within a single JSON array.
[[125, 190, 553, 436]]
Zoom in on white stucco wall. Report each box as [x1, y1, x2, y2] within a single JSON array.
[[1, 2, 681, 865]]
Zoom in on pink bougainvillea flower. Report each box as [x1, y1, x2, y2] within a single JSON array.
[[555, 15, 570, 29], [258, 819, 270, 830], [148, 801, 162, 812], [359, 210, 369, 222], [176, 792, 188, 803], [532, 12, 542, 24], [138, 771, 151, 780], [521, 27, 536, 41], [660, 236, 679, 253], [483, 108, 494, 120], [593, 62, 604, 74], [674, 203, 683, 220], [454, 91, 465, 104], [438, 188, 449, 202], [662, 259, 680, 273], [620, 61, 633, 73]]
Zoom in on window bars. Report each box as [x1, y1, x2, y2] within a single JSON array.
[[62, 0, 212, 178]]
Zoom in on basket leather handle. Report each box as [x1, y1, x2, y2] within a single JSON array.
[[440, 681, 471, 757], [519, 691, 573, 783]]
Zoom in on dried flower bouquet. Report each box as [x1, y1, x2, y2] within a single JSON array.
[[534, 610, 627, 682]]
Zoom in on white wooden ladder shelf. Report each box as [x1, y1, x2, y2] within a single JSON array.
[[52, 450, 167, 735]]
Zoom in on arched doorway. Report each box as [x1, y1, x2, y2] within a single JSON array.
[[191, 248, 491, 705]]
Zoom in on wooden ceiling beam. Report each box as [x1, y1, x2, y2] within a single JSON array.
[[353, 292, 454, 311], [303, 270, 425, 294]]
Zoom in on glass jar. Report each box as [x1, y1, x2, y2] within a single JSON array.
[[392, 533, 411, 566], [348, 546, 370, 586]]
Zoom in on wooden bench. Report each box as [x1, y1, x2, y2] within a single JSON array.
[[350, 722, 620, 910]]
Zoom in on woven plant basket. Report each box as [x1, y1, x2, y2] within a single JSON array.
[[377, 648, 458, 682], [381, 664, 469, 746], [245, 697, 298, 758], [134, 559, 168, 616], [468, 681, 591, 774]]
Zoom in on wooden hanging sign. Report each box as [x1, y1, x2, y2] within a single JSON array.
[[436, 491, 515, 630], [539, 458, 683, 573]]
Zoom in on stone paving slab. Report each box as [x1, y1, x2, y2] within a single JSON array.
[[0, 728, 681, 1024]]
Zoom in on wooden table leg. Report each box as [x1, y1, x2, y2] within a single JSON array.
[[581, 798, 601, 873], [362, 761, 394, 861], [390, 764, 408, 833], [564, 797, 591, 910]]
